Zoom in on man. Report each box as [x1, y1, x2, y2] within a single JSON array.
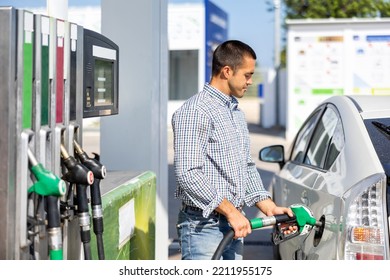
[[171, 40, 293, 260]]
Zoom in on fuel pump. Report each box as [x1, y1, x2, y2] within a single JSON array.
[[0, 7, 121, 260], [60, 144, 94, 260], [211, 204, 323, 260], [73, 139, 106, 260], [27, 148, 66, 260]]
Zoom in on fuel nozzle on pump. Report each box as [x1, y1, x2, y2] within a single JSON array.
[[28, 149, 66, 197], [211, 204, 323, 260], [73, 139, 106, 260], [27, 148, 66, 260], [60, 144, 94, 260]]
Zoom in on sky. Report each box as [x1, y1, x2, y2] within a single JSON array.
[[1, 0, 280, 68], [171, 0, 279, 68]]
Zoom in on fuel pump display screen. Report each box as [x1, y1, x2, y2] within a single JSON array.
[[83, 28, 119, 118], [94, 59, 113, 106]]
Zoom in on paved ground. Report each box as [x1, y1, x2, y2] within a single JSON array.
[[83, 98, 291, 260]]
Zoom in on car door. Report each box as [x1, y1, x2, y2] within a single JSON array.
[[299, 105, 345, 260], [276, 104, 345, 259], [273, 106, 324, 259]]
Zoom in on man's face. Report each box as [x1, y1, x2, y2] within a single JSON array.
[[228, 56, 255, 99]]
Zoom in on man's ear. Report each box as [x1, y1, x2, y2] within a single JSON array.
[[220, 65, 232, 79]]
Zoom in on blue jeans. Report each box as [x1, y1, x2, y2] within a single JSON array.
[[176, 207, 244, 260]]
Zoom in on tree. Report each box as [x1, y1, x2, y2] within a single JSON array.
[[267, 0, 390, 66], [283, 0, 390, 19]]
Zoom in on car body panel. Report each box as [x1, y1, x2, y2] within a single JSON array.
[[275, 161, 342, 260]]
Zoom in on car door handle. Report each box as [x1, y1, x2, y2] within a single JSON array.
[[300, 190, 309, 205]]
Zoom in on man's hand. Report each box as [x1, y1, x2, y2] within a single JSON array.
[[256, 198, 294, 217], [256, 198, 298, 234], [216, 199, 251, 239]]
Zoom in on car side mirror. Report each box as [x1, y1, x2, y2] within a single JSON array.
[[259, 145, 285, 169]]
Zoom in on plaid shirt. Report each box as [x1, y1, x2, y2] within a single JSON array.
[[172, 83, 271, 217]]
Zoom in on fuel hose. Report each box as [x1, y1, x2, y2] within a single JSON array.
[[61, 144, 94, 260], [211, 214, 292, 260], [74, 140, 106, 260], [27, 148, 66, 260]]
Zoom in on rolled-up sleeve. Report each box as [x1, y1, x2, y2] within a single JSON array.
[[244, 160, 271, 206]]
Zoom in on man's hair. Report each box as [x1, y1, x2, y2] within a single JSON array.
[[211, 40, 257, 77]]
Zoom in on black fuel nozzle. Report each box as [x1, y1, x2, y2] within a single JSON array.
[[272, 218, 300, 245], [73, 140, 106, 180], [61, 144, 94, 186], [60, 144, 94, 260], [73, 139, 106, 260]]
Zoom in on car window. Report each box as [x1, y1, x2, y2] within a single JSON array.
[[290, 108, 323, 163], [324, 119, 344, 170], [305, 106, 344, 169], [364, 118, 390, 170]]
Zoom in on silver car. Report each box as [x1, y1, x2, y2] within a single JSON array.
[[259, 95, 390, 260]]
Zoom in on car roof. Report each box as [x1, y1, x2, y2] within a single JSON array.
[[324, 95, 390, 119]]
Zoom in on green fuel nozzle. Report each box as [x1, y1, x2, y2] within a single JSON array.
[[250, 204, 323, 245], [290, 204, 322, 229], [28, 149, 65, 260], [212, 204, 323, 260], [27, 149, 66, 197], [249, 204, 321, 231]]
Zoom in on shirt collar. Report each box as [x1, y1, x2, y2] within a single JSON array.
[[204, 83, 239, 111]]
